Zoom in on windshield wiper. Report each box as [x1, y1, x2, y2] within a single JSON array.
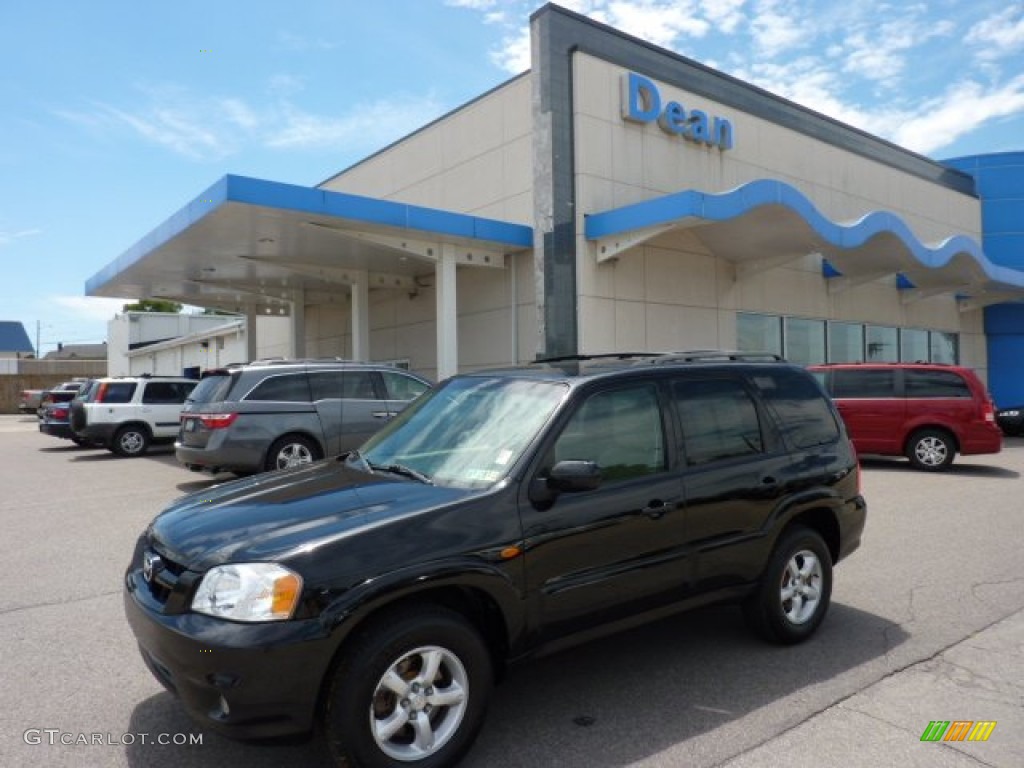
[[367, 461, 433, 485]]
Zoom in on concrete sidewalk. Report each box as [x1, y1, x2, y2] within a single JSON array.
[[723, 608, 1024, 767]]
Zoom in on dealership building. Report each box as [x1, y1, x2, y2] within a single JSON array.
[[86, 4, 1024, 405]]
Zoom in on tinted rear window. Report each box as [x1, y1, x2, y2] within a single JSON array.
[[752, 370, 840, 448], [245, 373, 312, 402], [831, 369, 896, 398], [905, 369, 970, 398], [188, 374, 236, 404], [674, 378, 763, 466]]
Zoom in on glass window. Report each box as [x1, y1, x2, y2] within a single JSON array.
[[142, 381, 194, 404], [188, 373, 235, 404], [674, 378, 763, 465], [784, 317, 826, 365], [905, 369, 970, 398], [828, 322, 864, 363], [381, 370, 430, 401], [930, 332, 959, 364], [737, 313, 782, 356], [831, 369, 896, 398], [866, 326, 899, 362], [97, 382, 136, 403], [245, 374, 312, 402], [751, 370, 839, 448], [900, 329, 929, 362], [360, 377, 567, 489], [554, 385, 665, 482]]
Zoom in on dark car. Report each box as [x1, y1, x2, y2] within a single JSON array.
[[38, 380, 97, 445], [996, 406, 1024, 436], [808, 362, 1002, 471], [175, 360, 430, 475], [125, 352, 866, 768]]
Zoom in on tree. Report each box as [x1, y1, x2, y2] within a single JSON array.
[[122, 299, 183, 313]]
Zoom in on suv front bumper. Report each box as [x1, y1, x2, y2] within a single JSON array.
[[123, 567, 336, 739]]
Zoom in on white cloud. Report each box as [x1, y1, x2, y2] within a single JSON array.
[[50, 296, 128, 323], [0, 228, 42, 247], [966, 6, 1024, 60], [749, 0, 810, 57], [893, 74, 1024, 154]]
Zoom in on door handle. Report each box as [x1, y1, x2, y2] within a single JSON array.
[[371, 411, 389, 419], [642, 498, 677, 519]]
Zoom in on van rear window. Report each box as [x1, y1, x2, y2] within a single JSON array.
[[905, 370, 970, 398], [188, 373, 235, 404]]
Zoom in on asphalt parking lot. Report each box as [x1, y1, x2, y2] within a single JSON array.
[[1, 413, 1022, 767]]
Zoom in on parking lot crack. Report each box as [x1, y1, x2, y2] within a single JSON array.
[[0, 589, 121, 617]]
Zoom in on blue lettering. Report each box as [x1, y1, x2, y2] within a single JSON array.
[[623, 72, 660, 123], [658, 101, 688, 135], [621, 72, 734, 150]]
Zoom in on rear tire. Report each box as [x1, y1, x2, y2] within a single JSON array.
[[264, 435, 321, 472], [906, 428, 955, 471], [111, 425, 150, 457], [744, 526, 833, 644], [323, 606, 492, 768]]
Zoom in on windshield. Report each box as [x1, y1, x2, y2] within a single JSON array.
[[360, 376, 567, 489]]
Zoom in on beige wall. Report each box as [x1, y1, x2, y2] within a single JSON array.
[[314, 76, 535, 377], [571, 53, 988, 376]]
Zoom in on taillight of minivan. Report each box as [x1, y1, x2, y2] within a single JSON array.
[[197, 413, 238, 430], [982, 399, 996, 423]]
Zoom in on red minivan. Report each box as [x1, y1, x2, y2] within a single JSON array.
[[808, 363, 1002, 471]]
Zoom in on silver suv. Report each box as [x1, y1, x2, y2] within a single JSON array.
[[175, 360, 431, 475], [70, 376, 198, 457]]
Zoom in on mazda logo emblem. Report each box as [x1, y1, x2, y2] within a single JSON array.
[[143, 551, 163, 583]]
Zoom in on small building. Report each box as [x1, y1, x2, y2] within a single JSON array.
[[42, 342, 108, 360]]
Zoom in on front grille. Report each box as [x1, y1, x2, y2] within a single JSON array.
[[142, 547, 192, 611]]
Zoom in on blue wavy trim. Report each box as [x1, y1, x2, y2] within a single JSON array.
[[584, 179, 1024, 288]]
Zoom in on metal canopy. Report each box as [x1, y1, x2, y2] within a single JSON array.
[[585, 179, 1024, 307], [86, 175, 533, 315]]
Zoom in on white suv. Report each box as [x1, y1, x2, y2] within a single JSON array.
[[70, 376, 197, 457]]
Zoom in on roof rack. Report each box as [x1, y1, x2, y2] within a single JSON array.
[[645, 350, 786, 364], [533, 352, 657, 364]]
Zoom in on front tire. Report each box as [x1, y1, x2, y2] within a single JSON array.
[[906, 428, 955, 471], [323, 606, 492, 768], [111, 425, 150, 457], [744, 526, 833, 644]]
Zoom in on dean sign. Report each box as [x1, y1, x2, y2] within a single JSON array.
[[622, 71, 734, 150]]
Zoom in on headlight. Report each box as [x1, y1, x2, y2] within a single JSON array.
[[191, 563, 303, 622], [1001, 410, 1020, 417]]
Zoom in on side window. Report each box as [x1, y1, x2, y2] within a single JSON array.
[[381, 370, 429, 401], [341, 372, 377, 399], [309, 371, 341, 401], [244, 374, 312, 402], [752, 370, 840, 449], [142, 382, 193, 404], [905, 370, 970, 398], [100, 382, 137, 404], [831, 369, 896, 398], [552, 384, 665, 483], [674, 378, 763, 466]]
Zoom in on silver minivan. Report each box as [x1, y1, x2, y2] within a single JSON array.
[[175, 361, 430, 474]]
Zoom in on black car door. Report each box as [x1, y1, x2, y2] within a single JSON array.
[[519, 381, 687, 643]]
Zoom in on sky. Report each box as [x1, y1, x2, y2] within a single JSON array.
[[2, 1, 1022, 356]]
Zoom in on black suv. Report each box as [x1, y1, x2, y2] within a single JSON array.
[[124, 353, 866, 768]]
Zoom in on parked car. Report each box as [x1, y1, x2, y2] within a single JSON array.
[[18, 389, 45, 414], [995, 406, 1024, 436], [175, 360, 431, 475], [808, 362, 1002, 471], [38, 380, 97, 445], [70, 375, 197, 457], [125, 351, 866, 768]]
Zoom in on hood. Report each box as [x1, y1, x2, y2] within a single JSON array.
[[148, 459, 470, 570]]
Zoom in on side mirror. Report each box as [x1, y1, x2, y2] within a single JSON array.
[[528, 460, 602, 508]]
